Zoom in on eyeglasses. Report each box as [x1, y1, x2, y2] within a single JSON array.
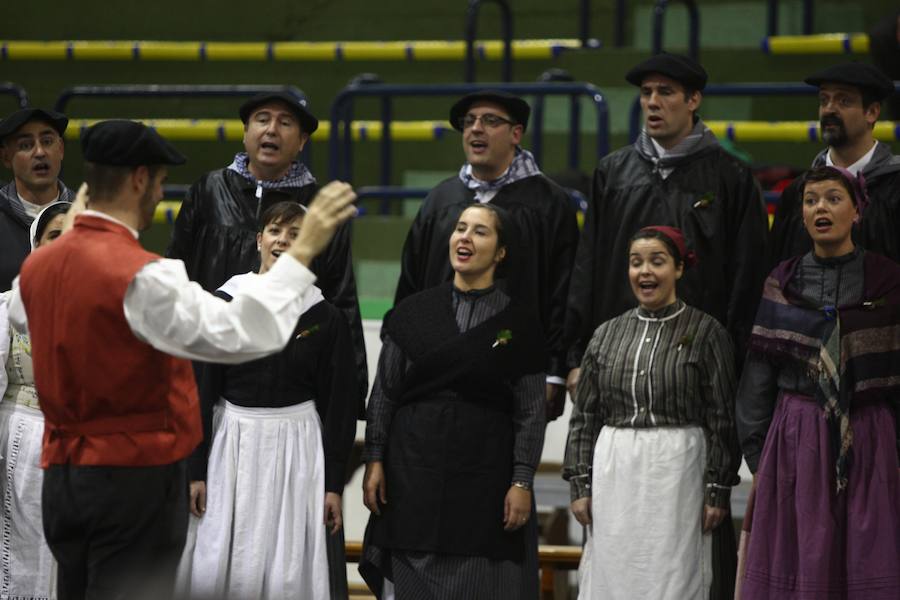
[[11, 135, 60, 154], [458, 113, 516, 130]]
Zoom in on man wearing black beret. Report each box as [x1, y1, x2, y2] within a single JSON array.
[[565, 54, 765, 599], [0, 108, 75, 291], [769, 62, 900, 265], [8, 119, 357, 600], [166, 92, 368, 422], [393, 90, 579, 422]]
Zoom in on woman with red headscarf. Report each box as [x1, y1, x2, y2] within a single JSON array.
[[564, 226, 741, 600]]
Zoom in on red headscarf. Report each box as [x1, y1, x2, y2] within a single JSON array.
[[639, 226, 698, 267]]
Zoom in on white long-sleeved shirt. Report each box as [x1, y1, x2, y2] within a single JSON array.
[[8, 211, 318, 365]]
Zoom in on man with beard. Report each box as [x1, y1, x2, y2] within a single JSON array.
[[393, 91, 579, 422], [769, 63, 899, 265], [167, 92, 368, 415], [565, 54, 766, 600], [0, 108, 75, 291]]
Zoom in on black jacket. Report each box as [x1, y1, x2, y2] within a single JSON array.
[[394, 174, 579, 380], [769, 142, 900, 267], [565, 144, 769, 369], [166, 168, 367, 413], [0, 180, 75, 292]]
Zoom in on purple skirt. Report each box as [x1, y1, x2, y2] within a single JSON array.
[[741, 392, 900, 600]]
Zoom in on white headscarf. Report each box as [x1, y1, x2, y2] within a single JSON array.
[[28, 200, 72, 251]]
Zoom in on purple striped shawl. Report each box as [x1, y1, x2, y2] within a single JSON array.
[[749, 251, 900, 492]]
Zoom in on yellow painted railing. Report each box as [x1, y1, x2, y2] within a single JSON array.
[[65, 119, 453, 143], [0, 39, 584, 61], [705, 120, 899, 143], [68, 117, 900, 146], [761, 33, 870, 55]]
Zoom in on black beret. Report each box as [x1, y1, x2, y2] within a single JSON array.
[[625, 53, 708, 91], [804, 62, 895, 101], [0, 108, 68, 142], [81, 120, 186, 167], [239, 92, 319, 135], [449, 91, 531, 132]]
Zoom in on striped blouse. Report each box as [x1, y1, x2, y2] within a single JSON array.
[[563, 300, 741, 507]]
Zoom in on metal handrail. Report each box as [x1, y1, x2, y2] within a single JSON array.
[[54, 84, 313, 165], [629, 82, 821, 142], [0, 39, 583, 62], [652, 0, 700, 60], [767, 0, 814, 36], [53, 84, 307, 114], [615, 0, 628, 47], [465, 0, 513, 82], [328, 81, 610, 205], [0, 82, 29, 108]]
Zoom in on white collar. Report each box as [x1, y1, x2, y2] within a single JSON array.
[[82, 209, 139, 239], [635, 303, 687, 322], [825, 141, 878, 176]]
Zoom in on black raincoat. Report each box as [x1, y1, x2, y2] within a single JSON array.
[[565, 144, 769, 370]]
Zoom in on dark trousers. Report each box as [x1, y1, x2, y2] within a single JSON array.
[[42, 460, 189, 600]]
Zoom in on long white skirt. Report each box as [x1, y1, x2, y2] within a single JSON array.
[[579, 426, 711, 600], [183, 400, 329, 600], [0, 402, 56, 600]]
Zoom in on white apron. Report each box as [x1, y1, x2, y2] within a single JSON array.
[[0, 320, 56, 600], [181, 400, 330, 600], [579, 426, 712, 600]]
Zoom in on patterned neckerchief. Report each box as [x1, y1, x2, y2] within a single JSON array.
[[458, 147, 542, 197], [227, 152, 316, 190]]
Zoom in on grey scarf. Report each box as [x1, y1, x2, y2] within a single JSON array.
[[0, 180, 75, 227], [634, 119, 720, 174]]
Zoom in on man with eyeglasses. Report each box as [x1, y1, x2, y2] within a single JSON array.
[[0, 108, 74, 291], [393, 91, 579, 427], [769, 62, 900, 265]]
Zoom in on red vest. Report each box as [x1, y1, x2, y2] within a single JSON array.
[[19, 214, 201, 467]]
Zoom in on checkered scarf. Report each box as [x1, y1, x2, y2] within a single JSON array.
[[227, 152, 316, 189], [458, 147, 542, 196]]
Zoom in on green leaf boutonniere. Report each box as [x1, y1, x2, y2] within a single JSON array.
[[295, 324, 321, 339], [492, 329, 513, 348], [693, 192, 715, 209], [677, 333, 694, 352]]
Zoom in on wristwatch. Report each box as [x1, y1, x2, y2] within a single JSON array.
[[511, 480, 532, 491]]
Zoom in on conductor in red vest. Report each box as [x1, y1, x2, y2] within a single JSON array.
[[7, 120, 357, 600]]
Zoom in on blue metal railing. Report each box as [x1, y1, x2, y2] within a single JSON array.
[[652, 0, 700, 60], [767, 0, 814, 36], [328, 81, 610, 213], [53, 84, 313, 164], [0, 82, 29, 108], [465, 0, 513, 83]]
